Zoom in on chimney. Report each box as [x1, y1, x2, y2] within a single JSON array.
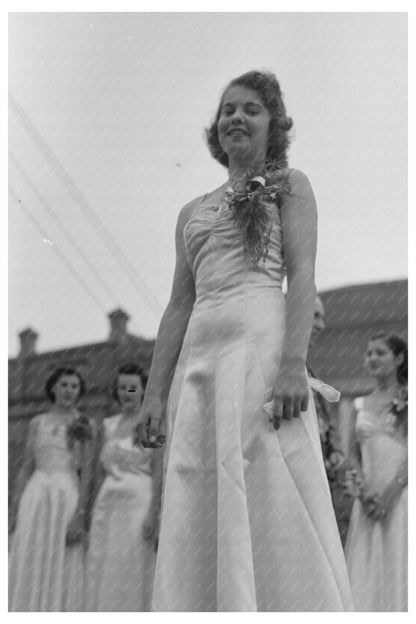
[[108, 308, 130, 343], [18, 328, 38, 358]]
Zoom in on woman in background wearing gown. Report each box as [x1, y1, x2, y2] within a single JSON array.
[[9, 367, 93, 611], [86, 363, 162, 611], [136, 70, 354, 612], [345, 332, 408, 611]]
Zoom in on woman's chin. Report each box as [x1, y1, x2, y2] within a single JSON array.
[[227, 147, 264, 167]]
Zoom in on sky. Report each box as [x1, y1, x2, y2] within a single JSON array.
[[8, 11, 408, 357]]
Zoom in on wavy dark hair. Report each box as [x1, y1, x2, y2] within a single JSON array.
[[112, 362, 148, 402], [205, 70, 294, 169], [45, 366, 86, 403], [370, 331, 408, 386]]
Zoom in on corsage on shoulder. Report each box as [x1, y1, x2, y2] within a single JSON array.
[[224, 162, 292, 266], [389, 386, 408, 428]]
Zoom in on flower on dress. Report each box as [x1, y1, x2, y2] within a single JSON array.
[[389, 386, 408, 428], [223, 162, 292, 266], [67, 414, 93, 444], [390, 398, 407, 417], [344, 468, 363, 498]]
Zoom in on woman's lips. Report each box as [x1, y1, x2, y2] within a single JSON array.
[[227, 128, 248, 136]]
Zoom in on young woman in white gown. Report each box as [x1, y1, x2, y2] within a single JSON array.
[[86, 363, 162, 611], [345, 332, 408, 611], [136, 70, 354, 612], [9, 367, 93, 611]]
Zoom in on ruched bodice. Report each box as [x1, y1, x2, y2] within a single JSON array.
[[184, 193, 286, 303], [34, 414, 80, 475]]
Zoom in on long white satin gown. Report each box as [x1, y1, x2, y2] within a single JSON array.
[[86, 414, 156, 611], [345, 397, 408, 611], [9, 414, 85, 611], [152, 185, 354, 612]]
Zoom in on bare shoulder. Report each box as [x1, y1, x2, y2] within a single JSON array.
[[280, 169, 317, 222], [30, 413, 43, 431], [176, 194, 206, 232], [25, 414, 43, 445], [287, 168, 315, 196], [177, 184, 226, 232]]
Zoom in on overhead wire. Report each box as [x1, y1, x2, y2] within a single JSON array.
[[9, 91, 163, 317], [9, 184, 108, 315], [9, 150, 120, 309]]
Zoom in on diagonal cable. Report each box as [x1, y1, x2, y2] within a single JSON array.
[[9, 150, 120, 309], [9, 184, 108, 314], [9, 91, 163, 317]]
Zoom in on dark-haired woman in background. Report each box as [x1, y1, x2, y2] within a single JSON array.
[[136, 70, 353, 611], [9, 367, 92, 611], [85, 363, 162, 611], [345, 332, 408, 611]]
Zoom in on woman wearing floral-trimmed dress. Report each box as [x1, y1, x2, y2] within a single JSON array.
[[135, 70, 354, 612], [345, 332, 408, 611], [9, 367, 93, 611]]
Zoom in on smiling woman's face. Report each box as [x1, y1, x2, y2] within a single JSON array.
[[217, 85, 270, 166], [364, 338, 402, 380]]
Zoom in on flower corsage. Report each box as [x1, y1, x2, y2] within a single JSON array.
[[389, 386, 408, 428], [344, 468, 364, 498], [67, 414, 93, 445], [223, 162, 292, 266]]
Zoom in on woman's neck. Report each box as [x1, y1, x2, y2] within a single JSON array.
[[49, 405, 77, 418], [228, 157, 265, 185], [373, 374, 399, 396], [121, 406, 141, 418]]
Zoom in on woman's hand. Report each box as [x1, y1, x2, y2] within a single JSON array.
[[360, 491, 380, 520], [66, 510, 86, 546], [134, 395, 166, 448], [328, 450, 345, 472], [360, 488, 389, 522], [363, 479, 402, 521], [271, 364, 309, 430]]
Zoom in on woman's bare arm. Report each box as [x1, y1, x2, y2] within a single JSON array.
[[271, 169, 317, 427], [137, 199, 198, 444], [280, 169, 317, 368]]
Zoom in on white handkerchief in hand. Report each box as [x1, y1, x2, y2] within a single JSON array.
[[263, 387, 274, 418], [308, 377, 341, 403]]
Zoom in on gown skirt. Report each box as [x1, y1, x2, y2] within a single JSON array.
[[86, 418, 156, 611], [9, 468, 84, 611]]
